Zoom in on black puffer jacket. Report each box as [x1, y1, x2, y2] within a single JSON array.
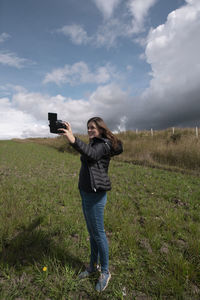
[[71, 136, 123, 192]]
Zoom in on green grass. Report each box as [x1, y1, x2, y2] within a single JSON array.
[[0, 140, 200, 299]]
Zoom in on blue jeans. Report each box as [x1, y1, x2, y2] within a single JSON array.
[[80, 190, 109, 273]]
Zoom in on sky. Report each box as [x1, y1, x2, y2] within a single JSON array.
[[0, 0, 200, 139]]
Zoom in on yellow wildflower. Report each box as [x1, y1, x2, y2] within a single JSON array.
[[43, 266, 47, 272]]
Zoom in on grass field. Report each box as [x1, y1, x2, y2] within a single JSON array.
[[0, 139, 200, 299]]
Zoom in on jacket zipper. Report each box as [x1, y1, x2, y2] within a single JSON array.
[[89, 168, 97, 192]]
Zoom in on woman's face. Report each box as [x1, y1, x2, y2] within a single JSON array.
[[87, 121, 101, 139]]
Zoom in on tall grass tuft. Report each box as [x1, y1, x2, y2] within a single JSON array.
[[115, 128, 200, 172]]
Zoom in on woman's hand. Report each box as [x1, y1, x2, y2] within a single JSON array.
[[58, 122, 75, 144]]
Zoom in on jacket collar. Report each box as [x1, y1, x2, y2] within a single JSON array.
[[90, 136, 109, 144]]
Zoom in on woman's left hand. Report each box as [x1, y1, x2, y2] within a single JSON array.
[[58, 122, 75, 144]]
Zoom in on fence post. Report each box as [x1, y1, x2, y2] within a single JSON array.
[[196, 127, 198, 138], [172, 127, 175, 134], [151, 128, 153, 136], [136, 129, 138, 134]]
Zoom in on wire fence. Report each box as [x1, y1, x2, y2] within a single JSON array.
[[133, 127, 199, 138]]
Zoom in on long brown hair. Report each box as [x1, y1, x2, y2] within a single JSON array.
[[87, 117, 121, 149]]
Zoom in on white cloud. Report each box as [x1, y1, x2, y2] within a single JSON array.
[[88, 83, 131, 130], [92, 0, 121, 19], [128, 0, 200, 129], [0, 33, 33, 68], [0, 83, 129, 139], [127, 0, 158, 33], [0, 51, 30, 68], [56, 20, 125, 48], [0, 97, 46, 139], [0, 89, 90, 139], [0, 84, 27, 94], [9, 89, 93, 135], [56, 20, 126, 48], [56, 24, 90, 45], [145, 0, 200, 91], [126, 65, 133, 72], [1, 1, 200, 139], [117, 116, 128, 132], [43, 61, 114, 86], [56, 0, 157, 49], [95, 18, 128, 48], [0, 32, 11, 43]]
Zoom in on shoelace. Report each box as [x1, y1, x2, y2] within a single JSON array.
[[99, 273, 104, 280], [99, 273, 106, 288]]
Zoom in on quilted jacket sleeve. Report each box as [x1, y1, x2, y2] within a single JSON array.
[[70, 137, 111, 161]]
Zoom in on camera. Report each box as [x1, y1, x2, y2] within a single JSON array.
[[48, 112, 67, 134]]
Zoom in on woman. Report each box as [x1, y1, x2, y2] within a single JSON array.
[[59, 117, 123, 292]]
